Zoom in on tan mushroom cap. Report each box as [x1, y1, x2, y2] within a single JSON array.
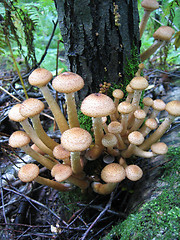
[[130, 77, 148, 90], [51, 164, 72, 182], [101, 163, 126, 183], [128, 131, 144, 145], [152, 99, 166, 111], [143, 97, 153, 107], [102, 133, 118, 148], [28, 68, 53, 87], [151, 142, 168, 155], [8, 104, 26, 122], [112, 89, 124, 99], [20, 98, 44, 118], [9, 131, 31, 148], [153, 26, 175, 41], [125, 165, 143, 181], [145, 118, 158, 129], [141, 0, 159, 10], [18, 164, 39, 182], [118, 102, 133, 114], [52, 72, 84, 93], [108, 121, 123, 134], [165, 100, 180, 116], [126, 84, 134, 93], [53, 144, 70, 160], [81, 93, 116, 117], [61, 127, 92, 152], [134, 109, 146, 119]]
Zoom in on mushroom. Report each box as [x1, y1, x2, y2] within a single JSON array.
[[92, 163, 126, 195], [139, 118, 158, 137], [142, 97, 154, 115], [52, 72, 84, 128], [126, 84, 134, 103], [128, 109, 146, 133], [140, 100, 180, 150], [9, 131, 55, 170], [53, 144, 71, 165], [20, 98, 58, 150], [118, 157, 128, 168], [125, 165, 143, 181], [61, 127, 92, 175], [112, 89, 124, 118], [117, 101, 133, 136], [102, 133, 120, 156], [107, 121, 126, 150], [128, 76, 148, 127], [135, 63, 145, 77], [121, 131, 144, 158], [18, 163, 71, 191], [139, 0, 159, 38], [81, 93, 116, 160], [28, 68, 69, 133], [140, 26, 175, 62], [8, 103, 54, 158], [51, 164, 89, 190], [149, 99, 166, 119]]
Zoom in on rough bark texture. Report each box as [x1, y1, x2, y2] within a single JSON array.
[[54, 0, 140, 101]]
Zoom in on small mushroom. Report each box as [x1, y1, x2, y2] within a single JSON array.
[[52, 72, 84, 128], [28, 68, 69, 133], [149, 99, 166, 119], [125, 165, 143, 181], [108, 121, 126, 150], [92, 163, 126, 195], [128, 109, 146, 133], [139, 118, 158, 137], [102, 133, 120, 156], [18, 163, 71, 191]]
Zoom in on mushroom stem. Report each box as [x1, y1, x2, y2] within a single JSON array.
[[92, 182, 117, 195], [68, 175, 89, 190], [140, 40, 163, 62], [35, 175, 71, 191], [139, 10, 151, 38], [92, 117, 104, 148], [70, 152, 84, 175], [65, 92, 80, 128], [40, 85, 69, 133], [31, 114, 58, 150], [21, 145, 56, 170]]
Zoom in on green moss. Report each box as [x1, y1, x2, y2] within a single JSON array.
[[103, 147, 180, 240], [78, 109, 93, 135]]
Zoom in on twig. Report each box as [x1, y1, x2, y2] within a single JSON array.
[[3, 186, 68, 226], [81, 191, 115, 240], [0, 86, 21, 102], [37, 20, 58, 66]]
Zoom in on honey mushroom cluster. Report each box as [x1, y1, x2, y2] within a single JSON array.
[[8, 67, 180, 195]]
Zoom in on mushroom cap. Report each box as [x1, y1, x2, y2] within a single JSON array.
[[152, 99, 166, 111], [53, 144, 70, 159], [51, 164, 72, 182], [81, 93, 116, 117], [20, 98, 44, 118], [153, 26, 175, 41], [118, 102, 133, 114], [8, 104, 26, 122], [134, 109, 146, 119], [28, 68, 53, 87], [138, 63, 145, 69], [112, 89, 124, 99], [130, 77, 149, 90], [101, 163, 126, 183], [151, 142, 168, 155], [145, 118, 158, 130], [102, 133, 118, 148], [61, 127, 92, 152], [125, 165, 143, 181], [52, 72, 84, 93], [18, 163, 39, 182], [141, 0, 159, 11], [126, 84, 134, 93], [143, 97, 153, 107], [108, 121, 123, 134], [128, 131, 144, 145], [165, 100, 180, 116], [9, 131, 31, 148]]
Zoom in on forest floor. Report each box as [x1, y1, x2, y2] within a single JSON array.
[[0, 66, 180, 239]]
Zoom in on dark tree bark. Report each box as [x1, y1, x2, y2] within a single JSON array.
[[54, 0, 140, 101]]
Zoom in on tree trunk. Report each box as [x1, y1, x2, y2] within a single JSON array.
[[54, 0, 140, 101]]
